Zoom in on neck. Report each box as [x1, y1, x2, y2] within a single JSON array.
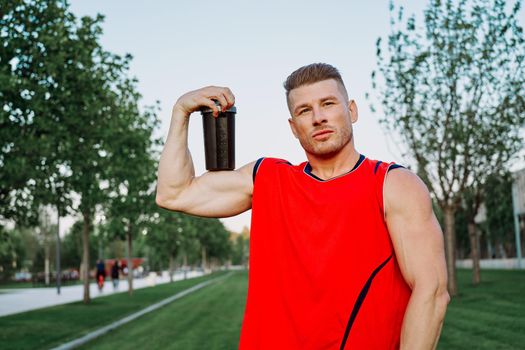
[[306, 143, 361, 180]]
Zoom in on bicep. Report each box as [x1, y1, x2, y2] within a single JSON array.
[[384, 169, 448, 291], [158, 161, 256, 218]]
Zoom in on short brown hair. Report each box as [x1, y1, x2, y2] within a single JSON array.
[[283, 63, 348, 102]]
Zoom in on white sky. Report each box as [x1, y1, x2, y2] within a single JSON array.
[[65, 0, 525, 233]]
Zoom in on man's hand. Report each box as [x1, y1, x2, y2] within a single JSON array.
[[173, 86, 235, 118]]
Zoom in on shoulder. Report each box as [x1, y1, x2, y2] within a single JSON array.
[[363, 157, 405, 175], [251, 157, 294, 182], [384, 167, 433, 219]]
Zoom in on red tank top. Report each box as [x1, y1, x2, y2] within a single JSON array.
[[239, 155, 411, 350]]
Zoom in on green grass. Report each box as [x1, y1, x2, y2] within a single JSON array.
[[1, 268, 524, 350], [0, 271, 228, 350], [0, 281, 39, 289], [438, 269, 525, 350], [82, 271, 247, 350], [0, 280, 83, 289], [83, 269, 525, 350]]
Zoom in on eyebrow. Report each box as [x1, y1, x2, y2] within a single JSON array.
[[293, 95, 339, 115]]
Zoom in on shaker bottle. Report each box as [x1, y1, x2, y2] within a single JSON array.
[[200, 101, 237, 171]]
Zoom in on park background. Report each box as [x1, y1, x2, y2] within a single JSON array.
[[1, 0, 525, 349]]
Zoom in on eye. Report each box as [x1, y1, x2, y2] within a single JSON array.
[[323, 101, 335, 106], [298, 108, 310, 115]]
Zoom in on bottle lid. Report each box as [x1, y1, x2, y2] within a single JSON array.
[[200, 99, 237, 114]]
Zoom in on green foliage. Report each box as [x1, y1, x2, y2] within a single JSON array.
[[372, 0, 525, 208], [146, 209, 233, 268], [454, 171, 516, 259], [0, 227, 25, 282], [191, 216, 231, 263], [454, 206, 470, 258], [61, 220, 98, 269], [231, 234, 249, 266], [484, 171, 515, 245], [1, 0, 161, 301], [372, 0, 525, 294]]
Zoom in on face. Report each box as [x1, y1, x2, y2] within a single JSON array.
[[287, 79, 358, 158]]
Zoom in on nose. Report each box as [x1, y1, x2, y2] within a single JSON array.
[[311, 106, 327, 125]]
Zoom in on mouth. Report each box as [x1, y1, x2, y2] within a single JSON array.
[[312, 129, 334, 138]]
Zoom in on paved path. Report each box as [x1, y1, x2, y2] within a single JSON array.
[[0, 270, 204, 317]]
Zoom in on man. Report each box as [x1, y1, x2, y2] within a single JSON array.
[[156, 63, 449, 349], [95, 259, 106, 291], [111, 260, 120, 290]]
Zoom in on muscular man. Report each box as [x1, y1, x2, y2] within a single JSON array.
[[156, 63, 449, 349]]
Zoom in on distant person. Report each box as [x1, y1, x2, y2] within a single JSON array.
[[111, 260, 120, 289], [156, 63, 449, 349], [95, 259, 106, 291]]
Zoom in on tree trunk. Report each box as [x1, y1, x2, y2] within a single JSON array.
[[443, 206, 458, 296], [56, 208, 61, 295], [126, 231, 133, 296], [82, 211, 91, 304], [44, 244, 50, 285], [468, 222, 481, 285], [202, 246, 207, 272], [183, 253, 187, 280], [487, 238, 494, 259], [169, 255, 174, 283]]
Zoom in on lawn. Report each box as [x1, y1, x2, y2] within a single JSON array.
[[0, 271, 228, 350], [82, 270, 247, 350], [438, 268, 525, 350], [1, 268, 523, 349], [83, 269, 525, 350]]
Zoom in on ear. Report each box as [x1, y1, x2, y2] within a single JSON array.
[[288, 117, 298, 139], [348, 99, 358, 124]]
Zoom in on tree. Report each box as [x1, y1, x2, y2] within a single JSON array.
[[192, 216, 231, 270], [460, 185, 483, 284], [1, 0, 157, 302], [34, 206, 56, 285], [484, 171, 516, 256], [147, 209, 195, 281], [102, 90, 160, 295], [61, 220, 98, 270], [1, 0, 75, 227], [371, 0, 525, 295], [0, 226, 25, 282], [231, 229, 250, 267]]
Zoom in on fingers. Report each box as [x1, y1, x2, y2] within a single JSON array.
[[211, 93, 229, 116], [173, 86, 236, 118], [222, 87, 235, 110], [197, 96, 221, 117], [206, 87, 235, 116]]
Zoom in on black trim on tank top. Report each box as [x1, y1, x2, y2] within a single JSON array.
[[388, 164, 405, 172], [304, 154, 365, 182], [375, 162, 405, 175], [373, 161, 383, 174], [339, 253, 393, 350], [252, 157, 265, 183], [276, 160, 293, 166]]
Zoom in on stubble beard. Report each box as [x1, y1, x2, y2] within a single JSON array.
[[300, 126, 353, 158]]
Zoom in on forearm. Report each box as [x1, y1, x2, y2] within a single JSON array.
[[156, 107, 196, 203], [400, 287, 449, 350]]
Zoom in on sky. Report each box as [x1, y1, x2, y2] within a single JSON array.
[[64, 0, 525, 234]]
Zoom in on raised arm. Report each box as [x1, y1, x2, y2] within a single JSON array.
[[384, 168, 450, 350], [156, 86, 255, 218]]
